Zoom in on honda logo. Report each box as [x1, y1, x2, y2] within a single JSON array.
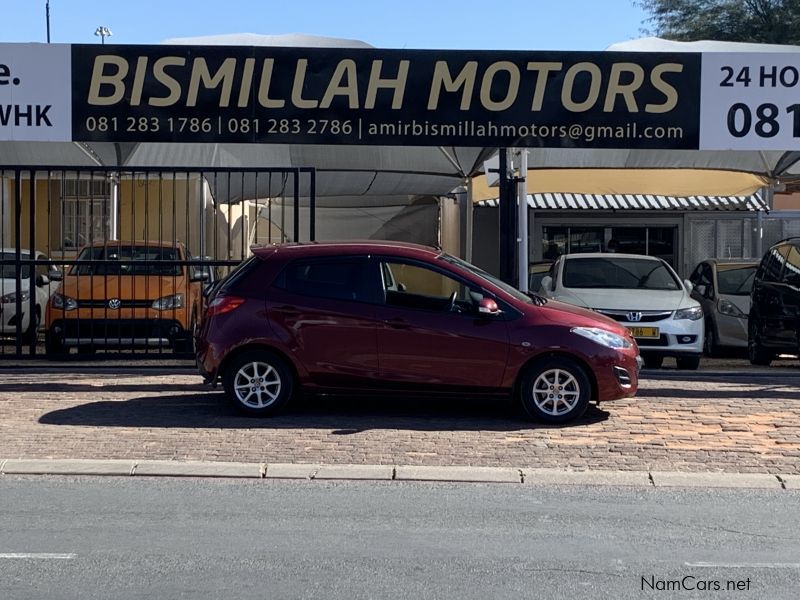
[[627, 311, 642, 322], [108, 298, 121, 310]]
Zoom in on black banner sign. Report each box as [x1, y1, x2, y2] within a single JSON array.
[[71, 44, 701, 148]]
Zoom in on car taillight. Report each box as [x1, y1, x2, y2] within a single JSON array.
[[205, 295, 245, 319]]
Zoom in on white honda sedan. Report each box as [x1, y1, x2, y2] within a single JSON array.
[[539, 253, 704, 370]]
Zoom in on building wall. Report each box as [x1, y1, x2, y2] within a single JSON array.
[[472, 207, 800, 281]]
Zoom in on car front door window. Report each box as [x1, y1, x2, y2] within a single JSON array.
[[381, 261, 475, 314]]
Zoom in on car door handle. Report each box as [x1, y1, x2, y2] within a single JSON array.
[[274, 305, 300, 316], [384, 317, 410, 329]]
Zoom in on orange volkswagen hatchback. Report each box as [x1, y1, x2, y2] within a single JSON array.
[[45, 241, 207, 354]]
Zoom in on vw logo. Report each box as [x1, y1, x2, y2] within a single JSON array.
[[627, 311, 643, 322], [108, 298, 122, 310]]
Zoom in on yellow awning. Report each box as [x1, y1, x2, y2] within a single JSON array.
[[471, 169, 768, 202]]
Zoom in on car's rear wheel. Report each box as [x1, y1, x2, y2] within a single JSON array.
[[676, 355, 700, 370], [223, 350, 294, 416], [519, 357, 590, 424], [748, 319, 773, 366], [643, 355, 664, 369]]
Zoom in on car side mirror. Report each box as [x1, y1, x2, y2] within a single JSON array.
[[35, 274, 49, 286], [190, 271, 210, 283], [540, 275, 553, 293], [48, 270, 63, 282], [478, 298, 502, 317], [683, 279, 693, 292]]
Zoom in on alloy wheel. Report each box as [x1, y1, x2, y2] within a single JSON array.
[[531, 368, 580, 417], [233, 361, 282, 409]]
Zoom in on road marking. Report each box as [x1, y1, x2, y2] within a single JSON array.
[[685, 562, 800, 569], [0, 553, 76, 560]]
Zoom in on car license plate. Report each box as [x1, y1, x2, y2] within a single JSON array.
[[627, 326, 659, 339]]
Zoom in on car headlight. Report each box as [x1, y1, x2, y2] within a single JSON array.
[[718, 299, 746, 318], [571, 326, 632, 349], [1, 290, 30, 303], [51, 293, 78, 311], [152, 293, 184, 310], [674, 306, 703, 321]]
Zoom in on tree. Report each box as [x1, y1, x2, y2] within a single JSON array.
[[637, 0, 800, 44]]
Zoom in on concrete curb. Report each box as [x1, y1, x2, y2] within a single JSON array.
[[395, 465, 521, 483], [2, 459, 135, 476], [0, 459, 797, 489], [132, 460, 262, 478], [650, 471, 783, 489], [780, 475, 797, 490], [523, 469, 652, 487]]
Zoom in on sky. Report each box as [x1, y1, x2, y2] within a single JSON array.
[[2, 0, 650, 50]]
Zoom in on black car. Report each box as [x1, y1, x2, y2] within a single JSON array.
[[748, 237, 800, 365]]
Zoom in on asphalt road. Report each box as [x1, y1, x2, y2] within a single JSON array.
[[1, 477, 798, 599]]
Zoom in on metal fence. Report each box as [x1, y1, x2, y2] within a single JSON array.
[[0, 166, 315, 359]]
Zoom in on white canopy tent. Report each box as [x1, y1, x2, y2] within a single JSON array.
[[473, 37, 800, 286], [0, 34, 490, 203], [517, 37, 800, 186]]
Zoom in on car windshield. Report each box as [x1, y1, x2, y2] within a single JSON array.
[[717, 264, 757, 295], [439, 253, 537, 304], [0, 252, 32, 279], [563, 257, 681, 290], [70, 246, 183, 276]]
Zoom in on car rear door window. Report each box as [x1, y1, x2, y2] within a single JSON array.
[[277, 258, 374, 303]]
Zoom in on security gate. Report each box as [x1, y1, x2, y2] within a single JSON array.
[[0, 166, 315, 359]]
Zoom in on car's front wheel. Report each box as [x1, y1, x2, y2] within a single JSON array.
[[175, 311, 197, 354], [20, 307, 40, 346], [519, 357, 591, 424], [703, 320, 719, 357], [223, 350, 294, 416], [748, 319, 773, 366], [676, 355, 701, 370], [643, 355, 664, 369], [44, 330, 66, 358]]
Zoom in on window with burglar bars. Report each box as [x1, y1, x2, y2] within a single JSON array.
[[60, 178, 111, 249]]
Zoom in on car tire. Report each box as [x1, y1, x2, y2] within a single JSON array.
[[676, 356, 700, 370], [643, 355, 664, 369], [223, 350, 294, 417], [519, 357, 591, 424], [175, 311, 197, 354], [44, 330, 66, 357], [20, 307, 40, 346], [748, 319, 773, 366], [703, 320, 719, 357]]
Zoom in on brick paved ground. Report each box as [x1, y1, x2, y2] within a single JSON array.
[[0, 367, 798, 474]]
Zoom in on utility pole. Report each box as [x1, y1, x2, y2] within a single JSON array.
[[45, 1, 51, 43]]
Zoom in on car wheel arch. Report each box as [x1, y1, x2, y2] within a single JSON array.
[[218, 343, 304, 386], [513, 351, 598, 403]]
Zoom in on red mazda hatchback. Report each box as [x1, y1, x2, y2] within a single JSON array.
[[196, 241, 641, 423]]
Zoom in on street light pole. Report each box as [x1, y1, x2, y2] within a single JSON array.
[[45, 1, 50, 43], [94, 26, 112, 44]]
